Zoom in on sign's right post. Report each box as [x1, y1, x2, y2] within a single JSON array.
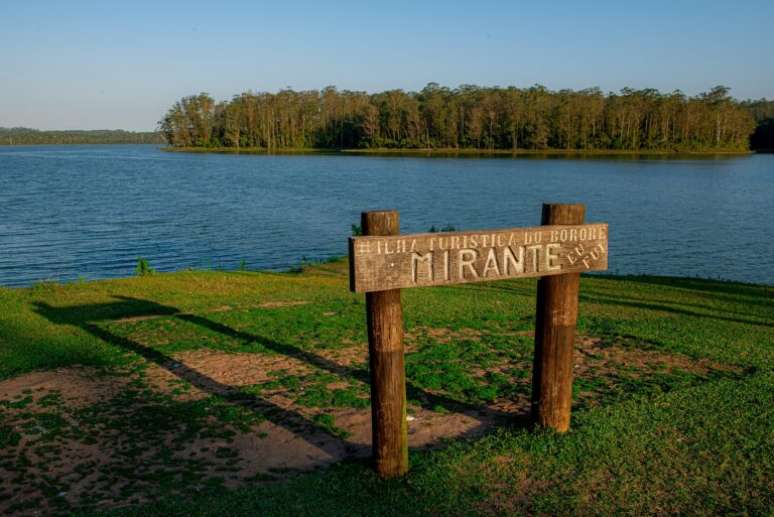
[[531, 203, 586, 432]]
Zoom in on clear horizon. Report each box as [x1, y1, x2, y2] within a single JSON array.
[[2, 0, 773, 132]]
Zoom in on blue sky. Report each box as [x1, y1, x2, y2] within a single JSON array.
[[1, 0, 772, 131]]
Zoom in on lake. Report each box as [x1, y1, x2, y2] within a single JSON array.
[[1, 145, 772, 287]]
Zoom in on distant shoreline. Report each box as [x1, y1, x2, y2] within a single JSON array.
[[0, 142, 160, 147], [162, 146, 755, 157]]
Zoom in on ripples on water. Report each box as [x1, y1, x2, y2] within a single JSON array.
[[0, 145, 772, 287]]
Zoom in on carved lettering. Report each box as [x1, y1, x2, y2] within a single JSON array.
[[350, 223, 608, 292], [545, 243, 561, 271], [411, 252, 433, 283], [526, 244, 541, 272], [458, 249, 479, 279], [502, 246, 524, 274], [482, 248, 501, 277]]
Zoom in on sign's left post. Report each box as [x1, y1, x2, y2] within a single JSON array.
[[353, 210, 409, 478]]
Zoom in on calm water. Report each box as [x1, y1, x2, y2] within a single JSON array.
[[1, 145, 772, 287]]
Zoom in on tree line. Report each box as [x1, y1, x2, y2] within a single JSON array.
[[742, 99, 774, 151], [0, 128, 163, 145], [159, 84, 761, 152]]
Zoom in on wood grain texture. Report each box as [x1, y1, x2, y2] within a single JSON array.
[[349, 223, 607, 293], [531, 203, 585, 432], [362, 211, 409, 478]]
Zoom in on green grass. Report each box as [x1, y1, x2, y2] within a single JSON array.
[[0, 259, 771, 515], [109, 373, 774, 516]]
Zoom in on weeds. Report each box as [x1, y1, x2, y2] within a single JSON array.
[[135, 258, 155, 276]]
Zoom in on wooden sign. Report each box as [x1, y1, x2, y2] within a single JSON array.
[[350, 205, 608, 480], [349, 223, 608, 293]]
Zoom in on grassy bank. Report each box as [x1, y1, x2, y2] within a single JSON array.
[[161, 146, 754, 158], [0, 261, 771, 515], [118, 373, 774, 516]]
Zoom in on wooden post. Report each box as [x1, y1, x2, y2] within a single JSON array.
[[531, 203, 586, 432], [362, 210, 409, 478]]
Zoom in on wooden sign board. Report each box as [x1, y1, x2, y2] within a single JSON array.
[[349, 223, 608, 293]]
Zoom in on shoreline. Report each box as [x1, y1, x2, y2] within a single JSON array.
[[3, 261, 770, 291], [161, 146, 755, 158], [0, 143, 758, 156], [0, 142, 161, 147]]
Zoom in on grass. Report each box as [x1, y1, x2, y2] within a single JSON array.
[[112, 373, 774, 516], [0, 259, 771, 515]]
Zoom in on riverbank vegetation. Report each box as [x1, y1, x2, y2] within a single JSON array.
[[744, 99, 774, 151], [163, 146, 753, 157], [0, 260, 771, 514], [0, 127, 163, 145], [159, 84, 759, 153]]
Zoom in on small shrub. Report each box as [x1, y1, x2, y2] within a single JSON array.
[[351, 223, 363, 236], [429, 225, 457, 233], [135, 257, 155, 276]]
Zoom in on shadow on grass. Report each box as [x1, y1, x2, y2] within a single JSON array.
[[595, 292, 770, 323], [606, 275, 772, 298], [443, 278, 772, 328], [578, 293, 773, 328], [33, 296, 524, 467], [33, 298, 365, 460]]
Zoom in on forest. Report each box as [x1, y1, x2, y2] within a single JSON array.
[[743, 99, 774, 150], [0, 128, 163, 145], [158, 84, 764, 152]]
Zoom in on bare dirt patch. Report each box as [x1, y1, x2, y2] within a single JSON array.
[[142, 349, 315, 397], [257, 301, 310, 309], [573, 335, 734, 375], [113, 301, 310, 324], [317, 344, 368, 367], [407, 326, 485, 345], [0, 367, 131, 408], [0, 333, 740, 515]]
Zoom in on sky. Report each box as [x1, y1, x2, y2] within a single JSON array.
[[1, 0, 772, 131]]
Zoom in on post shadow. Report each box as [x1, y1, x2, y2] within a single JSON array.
[[450, 279, 772, 328], [33, 299, 366, 459], [108, 296, 522, 425], [577, 292, 774, 328], [34, 296, 528, 459]]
